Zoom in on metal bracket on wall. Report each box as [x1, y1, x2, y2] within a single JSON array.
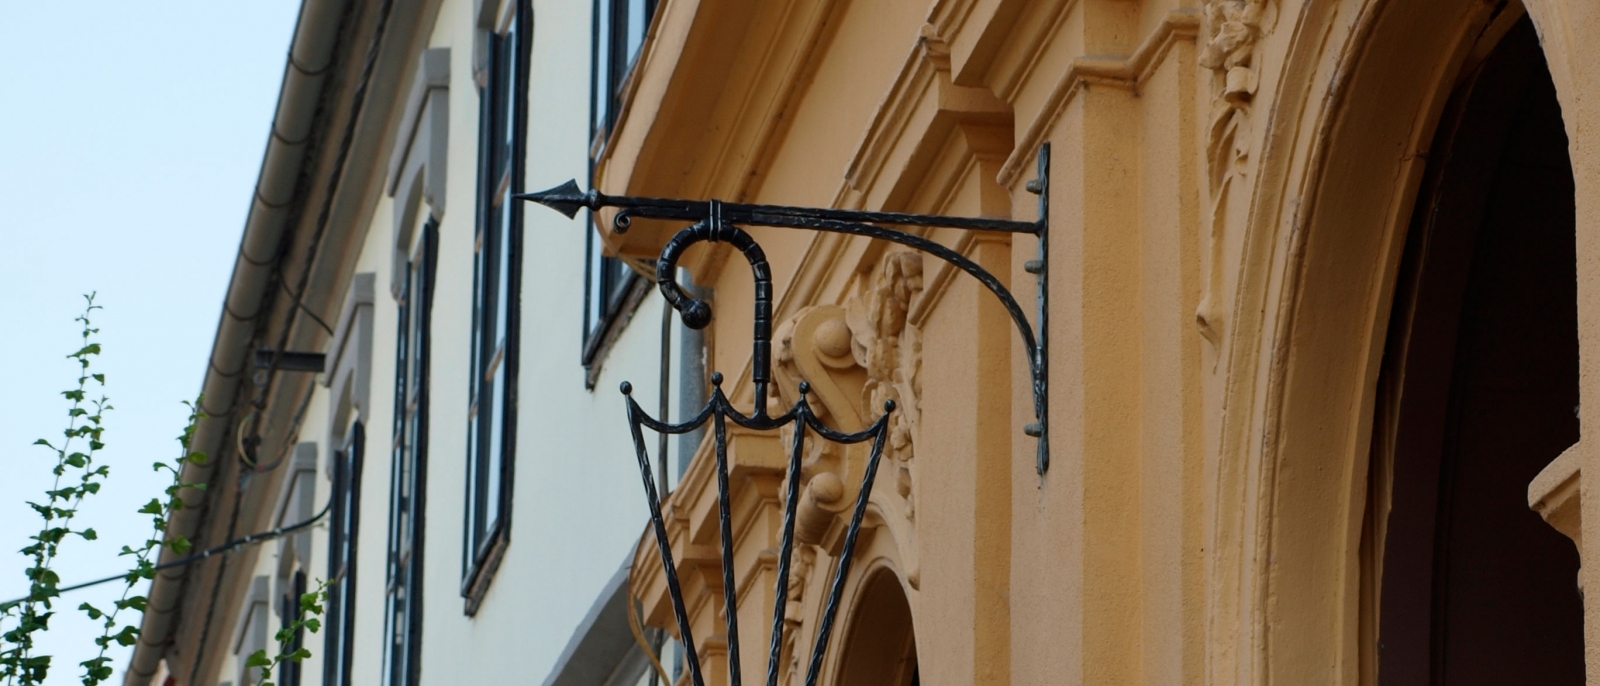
[[517, 144, 1048, 686]]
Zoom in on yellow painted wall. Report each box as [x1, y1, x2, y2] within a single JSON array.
[[610, 0, 1600, 684]]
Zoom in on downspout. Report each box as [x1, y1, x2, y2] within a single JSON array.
[[125, 0, 350, 682]]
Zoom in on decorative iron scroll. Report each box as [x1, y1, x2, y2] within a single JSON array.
[[518, 145, 1048, 686]]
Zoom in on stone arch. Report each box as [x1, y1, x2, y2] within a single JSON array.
[[1370, 18, 1581, 681], [797, 505, 918, 686], [830, 565, 917, 686], [1210, 0, 1589, 683]]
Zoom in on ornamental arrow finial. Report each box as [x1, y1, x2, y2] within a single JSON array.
[[515, 179, 591, 219]]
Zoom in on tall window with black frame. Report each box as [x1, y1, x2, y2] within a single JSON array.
[[323, 423, 363, 686], [463, 0, 529, 613], [583, 0, 657, 367], [383, 221, 437, 686], [277, 570, 307, 686]]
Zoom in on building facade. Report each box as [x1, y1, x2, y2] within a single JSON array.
[[127, 1, 694, 685], [130, 0, 1600, 684]]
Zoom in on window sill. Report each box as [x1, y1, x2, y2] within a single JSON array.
[[461, 525, 509, 616], [583, 273, 651, 389]]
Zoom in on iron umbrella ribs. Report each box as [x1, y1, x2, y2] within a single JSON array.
[[518, 145, 1048, 686]]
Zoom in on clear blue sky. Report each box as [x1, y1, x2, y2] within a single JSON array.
[[0, 3, 301, 682]]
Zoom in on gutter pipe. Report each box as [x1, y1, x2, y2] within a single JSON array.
[[125, 1, 351, 682]]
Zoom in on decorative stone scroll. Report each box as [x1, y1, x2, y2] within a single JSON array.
[[847, 252, 923, 518], [763, 251, 927, 683], [1196, 0, 1276, 346], [1199, 0, 1277, 190], [773, 252, 926, 531]]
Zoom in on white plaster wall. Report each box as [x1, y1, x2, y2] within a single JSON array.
[[415, 0, 664, 681], [214, 191, 401, 686], [213, 0, 672, 684]]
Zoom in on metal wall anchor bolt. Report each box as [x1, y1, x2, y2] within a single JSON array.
[[1024, 260, 1044, 274], [1025, 178, 1045, 195], [1024, 422, 1043, 437]]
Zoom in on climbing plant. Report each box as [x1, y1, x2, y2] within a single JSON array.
[[0, 297, 324, 686], [0, 295, 116, 686], [245, 581, 327, 686]]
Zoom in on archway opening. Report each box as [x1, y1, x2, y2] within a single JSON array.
[[1370, 15, 1581, 685], [833, 569, 918, 686]]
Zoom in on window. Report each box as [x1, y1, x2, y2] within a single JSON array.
[[277, 570, 307, 686], [234, 577, 271, 686], [583, 0, 657, 366], [463, 0, 529, 610], [384, 221, 437, 686], [323, 424, 363, 686]]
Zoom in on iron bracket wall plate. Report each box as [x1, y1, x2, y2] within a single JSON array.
[[519, 144, 1050, 472], [517, 145, 1049, 686]]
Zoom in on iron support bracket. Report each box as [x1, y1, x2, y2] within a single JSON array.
[[515, 145, 1050, 686], [519, 144, 1050, 472]]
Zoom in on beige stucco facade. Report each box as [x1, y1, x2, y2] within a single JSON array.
[[131, 0, 1600, 683], [604, 0, 1600, 684]]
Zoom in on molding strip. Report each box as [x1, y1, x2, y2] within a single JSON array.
[[998, 8, 1200, 185]]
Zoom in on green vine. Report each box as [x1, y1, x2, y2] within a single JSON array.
[[1, 298, 323, 685], [245, 581, 327, 686], [0, 295, 112, 686], [0, 297, 225, 686], [76, 397, 208, 686]]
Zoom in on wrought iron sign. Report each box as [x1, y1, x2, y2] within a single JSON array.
[[518, 144, 1048, 686]]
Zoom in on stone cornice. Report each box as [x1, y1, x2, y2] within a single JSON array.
[[592, 0, 848, 272], [998, 7, 1201, 185]]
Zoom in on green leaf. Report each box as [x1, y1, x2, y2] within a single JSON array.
[[85, 662, 113, 682], [92, 374, 104, 383], [289, 648, 312, 661], [303, 618, 321, 633], [244, 649, 271, 669], [137, 499, 162, 515], [79, 528, 97, 541], [112, 625, 139, 646], [167, 536, 191, 554]]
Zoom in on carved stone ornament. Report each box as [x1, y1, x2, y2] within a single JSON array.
[[1199, 0, 1277, 190], [1195, 0, 1276, 348], [771, 251, 924, 520], [766, 250, 928, 657], [782, 546, 817, 685], [847, 251, 924, 468]]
